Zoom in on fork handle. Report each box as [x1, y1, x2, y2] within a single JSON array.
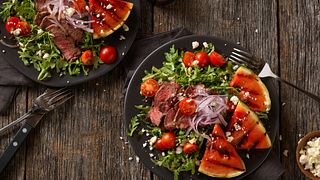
[[275, 77, 320, 103], [0, 123, 33, 173]]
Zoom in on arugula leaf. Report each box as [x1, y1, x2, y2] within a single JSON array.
[[0, 0, 35, 22], [127, 116, 140, 137]]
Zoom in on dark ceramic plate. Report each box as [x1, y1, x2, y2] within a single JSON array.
[[125, 35, 279, 180], [0, 0, 140, 87]]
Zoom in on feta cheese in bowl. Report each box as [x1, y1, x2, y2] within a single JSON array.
[[296, 131, 320, 180]]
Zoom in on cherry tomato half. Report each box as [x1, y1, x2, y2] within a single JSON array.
[[5, 17, 21, 33], [183, 51, 195, 67], [81, 50, 94, 65], [194, 52, 210, 67], [140, 79, 160, 97], [15, 21, 31, 36], [100, 45, 117, 64], [209, 51, 226, 67], [183, 142, 198, 154], [155, 132, 176, 151], [179, 98, 197, 116]]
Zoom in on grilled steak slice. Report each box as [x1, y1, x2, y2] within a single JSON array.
[[163, 108, 190, 130], [60, 20, 84, 43], [148, 82, 181, 126], [34, 11, 50, 25], [46, 25, 81, 61], [40, 16, 55, 29], [35, 0, 48, 11]]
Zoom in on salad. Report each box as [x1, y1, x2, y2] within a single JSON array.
[[0, 0, 133, 80], [128, 42, 272, 179]]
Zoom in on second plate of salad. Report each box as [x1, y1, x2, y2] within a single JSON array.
[[125, 35, 279, 180]]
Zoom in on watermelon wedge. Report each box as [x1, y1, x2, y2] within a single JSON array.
[[199, 124, 246, 178], [89, 0, 133, 39], [227, 102, 272, 149], [230, 66, 271, 112]]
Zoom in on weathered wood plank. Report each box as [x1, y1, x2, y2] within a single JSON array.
[[22, 0, 154, 179], [0, 88, 28, 180], [153, 0, 279, 179], [279, 0, 320, 179]]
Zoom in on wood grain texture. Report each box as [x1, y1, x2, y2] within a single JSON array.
[[279, 0, 320, 179], [0, 88, 27, 180], [1, 0, 320, 179]]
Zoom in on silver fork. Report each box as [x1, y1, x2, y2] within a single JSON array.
[[0, 88, 73, 173], [229, 48, 320, 103], [0, 88, 72, 134]]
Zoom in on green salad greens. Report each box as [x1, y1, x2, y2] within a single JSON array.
[[127, 44, 237, 179], [0, 0, 104, 80]]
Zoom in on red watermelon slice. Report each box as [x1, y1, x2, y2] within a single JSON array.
[[230, 66, 271, 112], [89, 0, 133, 39], [227, 102, 272, 149], [198, 124, 246, 178]]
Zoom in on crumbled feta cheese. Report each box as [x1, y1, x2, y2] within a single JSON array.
[[233, 65, 239, 70], [141, 128, 146, 133], [85, 5, 89, 11], [176, 146, 183, 154], [227, 136, 234, 142], [162, 152, 165, 156], [106, 4, 113, 9], [12, 28, 21, 36], [146, 133, 150, 136], [226, 131, 234, 142], [123, 24, 129, 31], [246, 153, 250, 159], [299, 137, 320, 177], [234, 123, 241, 131], [230, 96, 239, 105], [2, 50, 5, 53], [100, 29, 104, 33], [192, 60, 199, 66], [135, 156, 140, 163], [254, 29, 259, 33], [192, 41, 199, 49], [149, 146, 153, 151], [149, 153, 154, 158], [189, 138, 197, 144], [142, 142, 147, 148], [119, 35, 126, 40], [202, 42, 209, 48], [66, 7, 76, 16], [96, 14, 101, 18], [37, 29, 43, 34], [42, 53, 49, 59], [244, 92, 250, 98], [149, 136, 157, 146], [283, 150, 288, 157], [128, 157, 133, 161]]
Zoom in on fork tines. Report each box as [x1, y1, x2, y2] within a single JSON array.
[[229, 48, 255, 69], [36, 88, 73, 111]]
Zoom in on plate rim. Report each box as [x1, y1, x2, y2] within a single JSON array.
[[124, 34, 280, 179], [0, 0, 140, 87]]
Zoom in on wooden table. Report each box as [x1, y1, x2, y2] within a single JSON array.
[[0, 0, 319, 179]]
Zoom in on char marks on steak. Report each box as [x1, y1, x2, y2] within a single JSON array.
[[34, 11, 50, 26], [46, 25, 81, 61], [148, 82, 181, 126]]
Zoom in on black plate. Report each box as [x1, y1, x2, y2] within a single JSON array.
[[124, 35, 279, 180], [0, 0, 140, 87]]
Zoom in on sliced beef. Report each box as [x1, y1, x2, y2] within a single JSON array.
[[39, 16, 55, 29], [185, 84, 217, 99], [34, 11, 50, 25], [46, 25, 81, 61], [60, 20, 84, 43], [163, 108, 190, 130], [148, 82, 181, 126], [35, 0, 48, 11]]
